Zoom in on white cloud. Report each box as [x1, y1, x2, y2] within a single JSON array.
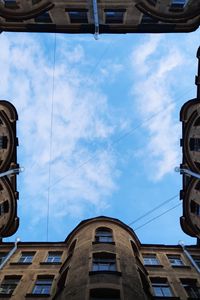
[[130, 37, 184, 180]]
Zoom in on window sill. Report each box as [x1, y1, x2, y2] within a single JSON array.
[[89, 271, 121, 276], [0, 294, 12, 298], [92, 241, 115, 245], [10, 262, 32, 265], [144, 264, 163, 268], [171, 265, 191, 269], [40, 262, 62, 265], [26, 294, 50, 298], [153, 297, 180, 300]]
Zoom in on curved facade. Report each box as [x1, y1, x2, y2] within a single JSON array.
[[53, 216, 151, 300], [180, 98, 200, 238], [0, 0, 199, 34], [0, 100, 19, 238]]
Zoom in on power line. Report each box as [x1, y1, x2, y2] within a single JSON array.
[[46, 33, 57, 241], [128, 193, 179, 226], [133, 203, 181, 231]]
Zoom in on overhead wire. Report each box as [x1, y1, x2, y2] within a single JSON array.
[[46, 33, 57, 241]]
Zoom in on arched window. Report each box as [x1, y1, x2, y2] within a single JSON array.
[[92, 252, 116, 272], [95, 227, 113, 243], [90, 288, 120, 299], [68, 240, 76, 257]]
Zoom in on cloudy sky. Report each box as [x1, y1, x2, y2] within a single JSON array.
[[0, 28, 199, 245]]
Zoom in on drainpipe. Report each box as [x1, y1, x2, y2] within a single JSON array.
[[0, 167, 24, 178], [179, 241, 200, 274], [175, 167, 200, 180], [92, 0, 99, 40], [0, 238, 20, 270]]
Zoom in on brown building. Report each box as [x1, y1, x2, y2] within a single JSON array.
[[0, 0, 199, 35], [0, 100, 19, 238], [0, 216, 199, 299]]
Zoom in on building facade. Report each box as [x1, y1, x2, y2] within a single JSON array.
[[0, 216, 199, 299], [0, 100, 19, 238], [0, 0, 199, 35]]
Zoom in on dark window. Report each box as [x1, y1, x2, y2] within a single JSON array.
[[57, 267, 69, 290], [192, 256, 200, 268], [4, 0, 18, 9], [190, 138, 200, 152], [95, 228, 113, 243], [194, 116, 200, 126], [151, 278, 173, 297], [90, 288, 120, 299], [0, 201, 9, 215], [195, 181, 200, 191], [0, 253, 7, 264], [171, 0, 187, 8], [35, 12, 52, 23], [18, 252, 35, 263], [92, 253, 116, 272], [105, 10, 125, 24], [181, 279, 200, 299], [143, 254, 160, 265], [0, 119, 3, 126], [0, 276, 20, 295], [67, 10, 88, 23], [32, 277, 53, 295], [46, 252, 62, 263], [0, 136, 8, 149], [68, 240, 76, 257], [141, 14, 159, 24], [167, 255, 184, 266], [191, 200, 200, 216]]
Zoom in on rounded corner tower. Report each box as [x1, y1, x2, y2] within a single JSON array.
[[53, 216, 151, 300]]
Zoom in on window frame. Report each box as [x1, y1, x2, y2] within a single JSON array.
[[45, 251, 62, 264], [31, 276, 54, 296], [95, 227, 113, 243], [0, 276, 21, 295], [91, 252, 117, 273], [151, 278, 174, 298], [18, 252, 35, 264], [181, 278, 200, 299], [143, 254, 161, 266], [167, 254, 184, 267]]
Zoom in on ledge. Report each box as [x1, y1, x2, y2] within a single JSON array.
[[40, 262, 62, 265], [92, 241, 115, 245], [0, 294, 12, 298], [153, 297, 180, 300], [10, 262, 32, 265], [171, 265, 191, 269], [144, 264, 163, 268], [25, 293, 50, 298], [89, 271, 121, 276]]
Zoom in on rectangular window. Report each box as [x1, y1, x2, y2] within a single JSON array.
[[67, 10, 88, 23], [143, 254, 160, 265], [167, 255, 184, 266], [0, 136, 8, 149], [190, 138, 200, 152], [18, 252, 35, 263], [46, 252, 62, 263], [0, 253, 7, 265], [34, 12, 52, 23], [192, 256, 200, 268], [0, 201, 9, 216], [0, 276, 20, 295], [151, 278, 173, 297], [4, 0, 18, 9], [95, 229, 113, 243], [105, 10, 125, 24], [181, 279, 200, 299], [171, 0, 187, 8], [191, 201, 200, 216], [32, 277, 53, 295], [93, 253, 116, 272]]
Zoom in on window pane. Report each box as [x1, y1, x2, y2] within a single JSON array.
[[32, 278, 53, 295]]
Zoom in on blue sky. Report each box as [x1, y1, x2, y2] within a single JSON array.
[[0, 29, 199, 245]]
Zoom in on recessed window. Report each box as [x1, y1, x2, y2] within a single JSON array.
[[0, 276, 21, 295], [67, 10, 88, 24], [92, 252, 116, 272], [171, 0, 187, 8], [95, 228, 113, 243], [0, 201, 9, 215], [18, 252, 35, 263], [35, 12, 52, 23], [32, 276, 53, 295], [90, 288, 120, 299], [192, 256, 200, 268], [68, 240, 76, 257], [194, 116, 200, 126], [143, 254, 160, 265], [191, 200, 200, 216], [190, 138, 200, 152], [141, 14, 159, 24], [151, 278, 173, 297], [181, 279, 200, 299], [167, 255, 184, 266], [0, 136, 8, 149], [105, 10, 125, 24], [4, 0, 18, 9], [46, 252, 62, 263], [0, 253, 7, 265]]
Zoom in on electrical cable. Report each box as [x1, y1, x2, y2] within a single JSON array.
[[128, 193, 179, 226], [133, 202, 181, 231], [46, 33, 57, 241]]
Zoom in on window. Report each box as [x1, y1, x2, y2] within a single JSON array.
[[105, 10, 125, 24], [141, 14, 159, 24], [0, 253, 7, 264], [192, 256, 200, 268], [90, 288, 120, 299], [95, 228, 113, 243], [190, 138, 200, 152], [46, 252, 62, 263], [151, 278, 173, 297], [4, 0, 18, 9], [67, 10, 88, 23], [143, 254, 160, 265], [194, 116, 200, 126], [68, 240, 76, 257], [18, 252, 35, 263], [0, 276, 20, 295], [0, 136, 8, 149], [35, 12, 52, 23], [92, 253, 116, 272], [0, 201, 9, 215], [32, 277, 53, 295], [171, 0, 187, 8], [191, 201, 200, 216], [167, 255, 184, 266], [181, 279, 200, 299]]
